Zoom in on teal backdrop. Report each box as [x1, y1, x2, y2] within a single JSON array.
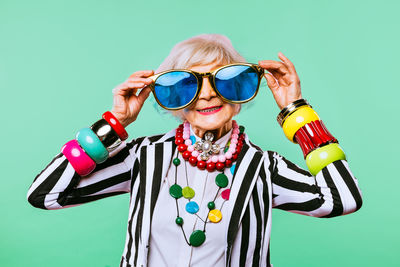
[[1, 0, 399, 266]]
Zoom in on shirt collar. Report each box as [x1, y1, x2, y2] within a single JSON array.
[[189, 124, 232, 148]]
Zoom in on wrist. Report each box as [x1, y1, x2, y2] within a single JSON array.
[[61, 111, 129, 176], [103, 111, 129, 140], [276, 99, 346, 175], [110, 111, 130, 128], [277, 98, 311, 127]]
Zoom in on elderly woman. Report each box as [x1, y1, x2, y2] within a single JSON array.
[[27, 34, 363, 267]]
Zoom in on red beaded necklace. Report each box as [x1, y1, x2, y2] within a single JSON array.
[[174, 120, 245, 172]]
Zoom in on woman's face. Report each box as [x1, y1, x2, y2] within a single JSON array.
[[174, 62, 240, 137]]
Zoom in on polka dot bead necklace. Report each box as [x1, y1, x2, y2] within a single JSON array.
[[169, 121, 245, 247]]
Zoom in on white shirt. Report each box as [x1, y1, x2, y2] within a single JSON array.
[[148, 126, 234, 267]]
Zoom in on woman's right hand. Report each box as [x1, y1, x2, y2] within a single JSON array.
[[111, 70, 154, 128]]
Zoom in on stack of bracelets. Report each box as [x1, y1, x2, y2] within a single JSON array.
[[277, 99, 346, 175], [61, 111, 128, 176], [61, 99, 345, 177]]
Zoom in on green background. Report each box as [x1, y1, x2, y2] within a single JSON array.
[[1, 0, 398, 266]]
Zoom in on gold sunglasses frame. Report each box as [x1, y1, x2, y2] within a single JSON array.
[[147, 62, 265, 110]]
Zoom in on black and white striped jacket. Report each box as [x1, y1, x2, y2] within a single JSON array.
[[27, 128, 363, 267]]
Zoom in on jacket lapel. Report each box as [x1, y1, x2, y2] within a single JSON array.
[[137, 133, 176, 266], [225, 140, 264, 265]]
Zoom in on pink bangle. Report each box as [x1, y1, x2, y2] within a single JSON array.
[[61, 140, 96, 176], [294, 120, 338, 159], [102, 111, 128, 141]]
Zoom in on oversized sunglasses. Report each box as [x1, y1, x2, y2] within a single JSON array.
[[148, 63, 265, 110]]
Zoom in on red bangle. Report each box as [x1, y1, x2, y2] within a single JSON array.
[[102, 111, 128, 141], [294, 120, 338, 158]]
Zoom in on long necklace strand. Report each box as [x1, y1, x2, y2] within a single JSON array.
[[173, 149, 191, 246], [170, 122, 246, 247]]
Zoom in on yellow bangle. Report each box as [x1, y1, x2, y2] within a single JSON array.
[[282, 106, 320, 143], [305, 143, 347, 175]]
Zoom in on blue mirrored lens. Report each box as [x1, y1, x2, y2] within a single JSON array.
[[154, 71, 198, 109], [215, 65, 259, 102]]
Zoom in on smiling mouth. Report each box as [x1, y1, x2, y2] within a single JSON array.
[[197, 106, 222, 112], [196, 105, 223, 115]]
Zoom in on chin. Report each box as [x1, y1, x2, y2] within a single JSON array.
[[195, 115, 230, 130]]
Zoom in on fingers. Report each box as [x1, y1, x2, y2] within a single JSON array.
[[127, 77, 153, 85], [278, 52, 298, 75], [264, 73, 280, 93], [112, 77, 153, 95], [112, 83, 139, 95], [259, 52, 298, 76], [258, 60, 289, 75], [129, 70, 154, 78], [137, 86, 152, 105], [110, 70, 154, 126]]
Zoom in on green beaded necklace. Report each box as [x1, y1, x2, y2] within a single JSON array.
[[170, 150, 234, 247]]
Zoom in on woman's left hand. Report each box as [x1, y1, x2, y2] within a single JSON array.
[[258, 52, 302, 110]]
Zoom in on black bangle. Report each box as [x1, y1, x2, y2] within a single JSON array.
[[91, 119, 122, 152], [276, 99, 312, 127]]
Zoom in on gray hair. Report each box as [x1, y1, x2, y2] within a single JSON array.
[[155, 33, 247, 73], [152, 34, 247, 120]]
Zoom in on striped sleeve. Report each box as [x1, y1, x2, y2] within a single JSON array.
[[27, 136, 150, 210], [266, 151, 363, 218]]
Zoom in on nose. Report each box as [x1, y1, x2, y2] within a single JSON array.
[[198, 76, 217, 100]]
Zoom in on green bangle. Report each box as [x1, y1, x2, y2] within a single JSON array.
[[76, 127, 109, 164], [305, 143, 346, 175]]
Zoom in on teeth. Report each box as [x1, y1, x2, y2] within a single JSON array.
[[200, 107, 220, 112]]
